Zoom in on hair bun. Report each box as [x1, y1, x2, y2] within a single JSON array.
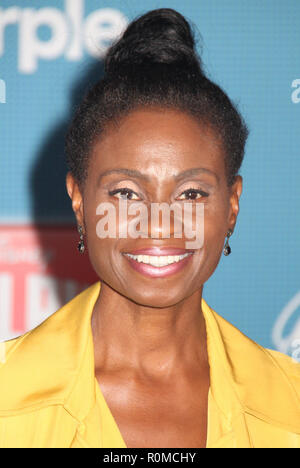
[[105, 8, 203, 76]]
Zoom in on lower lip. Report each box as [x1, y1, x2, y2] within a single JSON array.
[[123, 253, 194, 278]]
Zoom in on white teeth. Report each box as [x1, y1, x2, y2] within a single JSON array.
[[124, 253, 191, 267]]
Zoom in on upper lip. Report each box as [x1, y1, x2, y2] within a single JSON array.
[[123, 247, 195, 256]]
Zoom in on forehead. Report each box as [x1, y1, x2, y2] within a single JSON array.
[[90, 107, 224, 175]]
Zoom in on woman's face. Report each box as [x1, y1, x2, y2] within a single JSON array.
[[67, 107, 242, 308]]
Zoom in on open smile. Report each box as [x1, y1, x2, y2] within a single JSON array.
[[122, 248, 195, 278]]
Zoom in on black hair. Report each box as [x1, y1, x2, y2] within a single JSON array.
[[65, 8, 248, 187]]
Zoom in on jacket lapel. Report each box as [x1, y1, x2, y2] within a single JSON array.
[[2, 281, 299, 448], [201, 298, 300, 448]]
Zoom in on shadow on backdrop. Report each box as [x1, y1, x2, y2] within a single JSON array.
[[29, 59, 104, 303]]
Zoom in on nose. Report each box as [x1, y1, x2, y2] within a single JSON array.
[[127, 201, 186, 240]]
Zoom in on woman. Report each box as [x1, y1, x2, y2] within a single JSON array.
[[0, 8, 299, 448]]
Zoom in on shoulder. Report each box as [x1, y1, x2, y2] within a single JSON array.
[[1, 330, 30, 362], [0, 283, 101, 447], [202, 299, 300, 433], [264, 347, 300, 395], [208, 303, 300, 394], [0, 282, 101, 415], [0, 318, 67, 415]]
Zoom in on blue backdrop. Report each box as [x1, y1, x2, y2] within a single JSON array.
[[0, 0, 299, 356]]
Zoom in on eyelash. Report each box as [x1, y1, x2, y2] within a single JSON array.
[[108, 188, 140, 200], [177, 189, 209, 200], [108, 188, 209, 201]]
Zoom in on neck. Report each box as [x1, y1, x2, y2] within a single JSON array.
[[91, 282, 208, 381]]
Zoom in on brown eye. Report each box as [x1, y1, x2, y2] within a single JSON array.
[[109, 188, 140, 200], [177, 189, 209, 200]]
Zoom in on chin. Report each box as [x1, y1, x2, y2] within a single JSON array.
[[124, 289, 187, 309]]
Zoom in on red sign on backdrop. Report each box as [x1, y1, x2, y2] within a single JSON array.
[[0, 224, 98, 341]]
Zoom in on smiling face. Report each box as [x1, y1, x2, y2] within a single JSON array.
[[67, 107, 242, 308]]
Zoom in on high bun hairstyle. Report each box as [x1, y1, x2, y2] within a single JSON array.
[[65, 8, 248, 187]]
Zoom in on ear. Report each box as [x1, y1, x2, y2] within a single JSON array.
[[66, 172, 84, 231], [227, 175, 243, 232]]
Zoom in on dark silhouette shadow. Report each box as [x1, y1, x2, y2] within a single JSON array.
[[29, 58, 104, 303]]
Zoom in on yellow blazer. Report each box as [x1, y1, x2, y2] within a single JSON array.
[[0, 282, 300, 448]]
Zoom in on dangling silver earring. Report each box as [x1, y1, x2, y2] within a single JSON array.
[[223, 228, 233, 256], [77, 225, 85, 254]]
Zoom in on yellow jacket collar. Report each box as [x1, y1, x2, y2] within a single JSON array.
[[1, 281, 300, 435], [202, 300, 300, 434], [0, 282, 100, 420]]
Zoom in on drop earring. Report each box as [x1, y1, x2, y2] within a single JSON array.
[[223, 228, 233, 256], [77, 225, 85, 254]]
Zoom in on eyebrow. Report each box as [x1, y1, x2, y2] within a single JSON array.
[[173, 167, 219, 183], [97, 169, 151, 186], [97, 167, 219, 185]]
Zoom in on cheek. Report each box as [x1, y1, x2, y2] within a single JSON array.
[[81, 196, 112, 277], [83, 199, 128, 286], [202, 199, 230, 258], [85, 233, 124, 286], [184, 206, 228, 291], [81, 188, 230, 303]]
